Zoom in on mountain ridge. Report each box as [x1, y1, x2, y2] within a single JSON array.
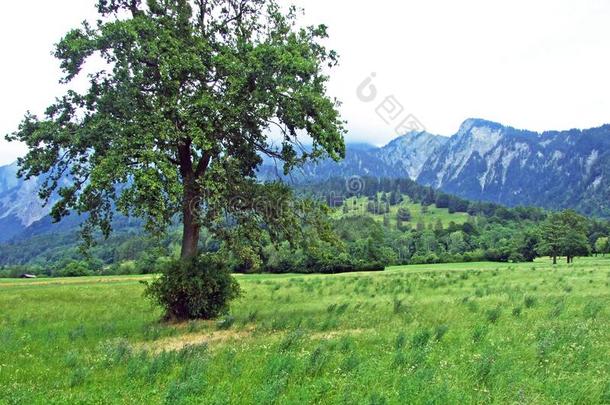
[[260, 118, 610, 216], [417, 119, 610, 215], [1, 118, 610, 242]]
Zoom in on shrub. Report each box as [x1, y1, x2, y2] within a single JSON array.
[[508, 253, 525, 263], [463, 249, 486, 263], [144, 254, 241, 321], [118, 261, 137, 275], [56, 261, 92, 277]]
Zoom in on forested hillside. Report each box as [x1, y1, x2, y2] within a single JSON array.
[[2, 176, 608, 278]]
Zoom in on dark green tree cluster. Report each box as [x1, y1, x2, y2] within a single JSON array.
[[397, 207, 411, 222], [312, 177, 547, 221], [366, 194, 391, 215], [537, 210, 590, 264]]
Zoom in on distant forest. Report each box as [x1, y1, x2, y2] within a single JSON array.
[[1, 176, 609, 278]]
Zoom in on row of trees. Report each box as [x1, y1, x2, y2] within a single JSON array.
[[236, 202, 603, 271], [336, 185, 603, 265], [3, 188, 606, 276]]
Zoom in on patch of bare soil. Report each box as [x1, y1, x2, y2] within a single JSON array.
[[136, 327, 371, 354], [138, 327, 254, 354]]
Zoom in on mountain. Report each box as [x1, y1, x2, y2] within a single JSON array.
[[259, 119, 610, 217], [2, 118, 610, 243], [377, 131, 448, 180], [259, 144, 396, 183], [0, 162, 19, 193], [0, 164, 66, 242], [258, 132, 447, 185], [417, 119, 610, 216]]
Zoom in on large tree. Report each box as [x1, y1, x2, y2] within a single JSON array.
[[557, 210, 590, 264], [6, 0, 345, 260], [537, 213, 565, 265], [537, 210, 590, 264]]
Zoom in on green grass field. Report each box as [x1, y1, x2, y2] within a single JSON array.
[[1, 258, 609, 404]]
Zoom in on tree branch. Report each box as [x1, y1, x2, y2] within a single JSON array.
[[195, 151, 212, 177], [177, 140, 193, 178]]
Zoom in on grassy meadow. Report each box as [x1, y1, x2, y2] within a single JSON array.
[[1, 258, 609, 404], [333, 196, 471, 228]]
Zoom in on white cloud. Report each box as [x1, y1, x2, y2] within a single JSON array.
[[1, 0, 609, 165]]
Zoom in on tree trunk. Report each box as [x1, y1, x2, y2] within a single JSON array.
[[552, 255, 557, 265], [180, 176, 201, 260], [181, 206, 200, 259], [177, 143, 211, 260]]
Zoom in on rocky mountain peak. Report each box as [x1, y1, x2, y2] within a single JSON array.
[[0, 161, 20, 194], [457, 118, 505, 134], [379, 131, 448, 180]]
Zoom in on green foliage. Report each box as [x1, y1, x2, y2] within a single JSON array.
[[3, 179, 609, 276], [328, 190, 551, 266], [144, 254, 241, 321], [448, 231, 467, 255], [397, 207, 411, 222], [5, 0, 352, 320], [7, 0, 345, 262], [538, 210, 591, 263], [56, 261, 92, 278], [595, 237, 609, 255]]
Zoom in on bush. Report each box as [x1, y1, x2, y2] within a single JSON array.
[[144, 254, 241, 321], [508, 253, 526, 263], [463, 249, 486, 263], [118, 261, 137, 275], [56, 261, 92, 277]]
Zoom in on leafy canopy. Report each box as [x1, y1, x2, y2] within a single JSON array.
[[537, 210, 590, 261], [7, 0, 346, 250]]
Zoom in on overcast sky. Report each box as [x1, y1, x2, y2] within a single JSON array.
[[1, 0, 609, 165]]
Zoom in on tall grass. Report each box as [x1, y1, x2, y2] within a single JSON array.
[[0, 257, 608, 403]]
